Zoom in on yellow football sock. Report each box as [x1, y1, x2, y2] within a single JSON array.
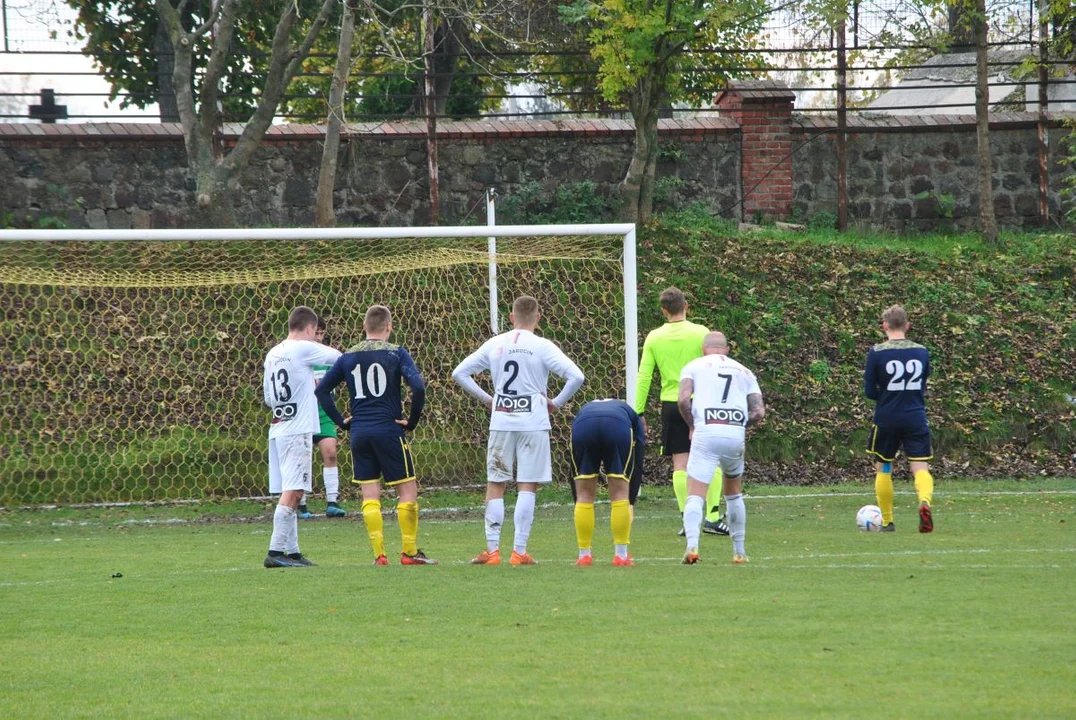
[[672, 470, 688, 514], [704, 468, 724, 522], [914, 470, 934, 507], [361, 499, 385, 558], [398, 500, 419, 556], [611, 499, 632, 546], [875, 471, 894, 525], [574, 503, 595, 551]]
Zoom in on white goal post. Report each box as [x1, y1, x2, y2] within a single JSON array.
[[0, 221, 638, 505]]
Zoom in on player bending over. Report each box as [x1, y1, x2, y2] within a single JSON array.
[[678, 332, 765, 565], [299, 316, 346, 519], [452, 295, 585, 566], [570, 399, 646, 567], [316, 305, 436, 565], [864, 305, 935, 533], [262, 307, 342, 568]]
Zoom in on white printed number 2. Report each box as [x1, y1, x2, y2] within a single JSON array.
[[885, 359, 923, 391], [351, 362, 388, 399]]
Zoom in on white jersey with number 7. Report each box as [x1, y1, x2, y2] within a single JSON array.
[[452, 329, 585, 432], [680, 354, 761, 440]]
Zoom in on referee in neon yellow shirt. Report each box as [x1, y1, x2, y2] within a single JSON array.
[[634, 287, 728, 535]]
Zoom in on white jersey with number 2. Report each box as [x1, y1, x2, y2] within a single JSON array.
[[452, 329, 585, 432], [263, 339, 342, 439], [680, 354, 761, 440]]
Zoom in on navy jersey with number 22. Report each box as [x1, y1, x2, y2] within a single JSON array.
[[315, 340, 426, 438], [863, 339, 931, 427]]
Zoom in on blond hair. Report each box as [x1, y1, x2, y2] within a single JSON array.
[[882, 305, 908, 331], [512, 296, 540, 326], [364, 305, 392, 334]]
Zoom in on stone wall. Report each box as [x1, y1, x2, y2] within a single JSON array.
[[0, 120, 741, 229], [791, 114, 1074, 231], [0, 110, 1072, 231]]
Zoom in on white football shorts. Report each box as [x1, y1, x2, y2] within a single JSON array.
[[486, 430, 552, 484], [268, 432, 314, 494], [686, 433, 746, 482]]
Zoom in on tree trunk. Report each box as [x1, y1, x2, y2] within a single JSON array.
[[156, 0, 335, 228], [619, 77, 660, 223], [423, 0, 440, 224], [196, 163, 238, 228], [154, 19, 180, 123], [315, 0, 357, 228], [974, 0, 999, 244]]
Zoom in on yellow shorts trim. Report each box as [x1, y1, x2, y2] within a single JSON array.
[[574, 473, 600, 481], [906, 454, 934, 461], [386, 475, 417, 487], [352, 478, 382, 485]]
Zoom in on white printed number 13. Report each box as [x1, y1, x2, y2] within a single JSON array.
[[886, 359, 923, 391]]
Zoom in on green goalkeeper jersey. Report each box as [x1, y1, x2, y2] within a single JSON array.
[[313, 364, 334, 428], [633, 319, 710, 414]]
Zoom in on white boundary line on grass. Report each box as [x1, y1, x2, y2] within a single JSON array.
[[2, 546, 1073, 588], [3, 487, 1074, 513]]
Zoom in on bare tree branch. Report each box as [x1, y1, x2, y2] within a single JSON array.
[[197, 0, 240, 142], [190, 0, 225, 42], [228, 0, 336, 173]]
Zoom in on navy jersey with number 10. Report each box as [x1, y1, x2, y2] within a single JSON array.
[[864, 339, 931, 426], [315, 340, 426, 438]]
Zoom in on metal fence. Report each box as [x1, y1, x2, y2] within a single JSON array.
[[0, 0, 1073, 123]]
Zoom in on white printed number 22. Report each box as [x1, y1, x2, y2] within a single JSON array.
[[886, 359, 923, 391]]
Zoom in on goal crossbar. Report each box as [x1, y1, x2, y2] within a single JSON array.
[[0, 223, 640, 407]]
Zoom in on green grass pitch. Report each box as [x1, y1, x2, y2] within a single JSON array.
[[2, 480, 1073, 718]]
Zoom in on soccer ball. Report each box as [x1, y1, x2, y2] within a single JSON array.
[[856, 505, 884, 532]]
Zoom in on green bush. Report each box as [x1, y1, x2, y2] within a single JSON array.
[[637, 218, 1075, 476]]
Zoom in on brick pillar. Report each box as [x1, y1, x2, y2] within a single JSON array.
[[714, 81, 796, 221]]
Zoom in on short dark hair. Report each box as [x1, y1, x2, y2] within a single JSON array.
[[660, 287, 686, 315], [316, 316, 327, 331], [882, 305, 908, 330], [364, 305, 392, 333], [512, 295, 539, 325], [288, 306, 319, 332]]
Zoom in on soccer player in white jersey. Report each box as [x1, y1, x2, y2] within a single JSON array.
[[262, 306, 342, 568], [678, 332, 765, 565], [452, 295, 585, 566]]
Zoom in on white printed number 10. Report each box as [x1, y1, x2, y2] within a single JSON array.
[[351, 362, 388, 399], [886, 359, 924, 391]]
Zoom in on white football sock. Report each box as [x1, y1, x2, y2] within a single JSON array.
[[269, 504, 294, 553], [300, 492, 307, 506], [684, 494, 704, 550], [513, 491, 536, 555], [578, 548, 592, 559], [286, 506, 300, 555], [323, 467, 339, 503], [485, 498, 505, 552], [615, 544, 629, 559], [726, 493, 746, 555]]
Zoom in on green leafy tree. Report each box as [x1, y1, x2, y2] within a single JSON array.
[[66, 0, 286, 121], [154, 0, 336, 227], [563, 0, 768, 222]]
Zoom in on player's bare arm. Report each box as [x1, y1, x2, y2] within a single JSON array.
[[747, 392, 766, 427], [677, 377, 694, 427]]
